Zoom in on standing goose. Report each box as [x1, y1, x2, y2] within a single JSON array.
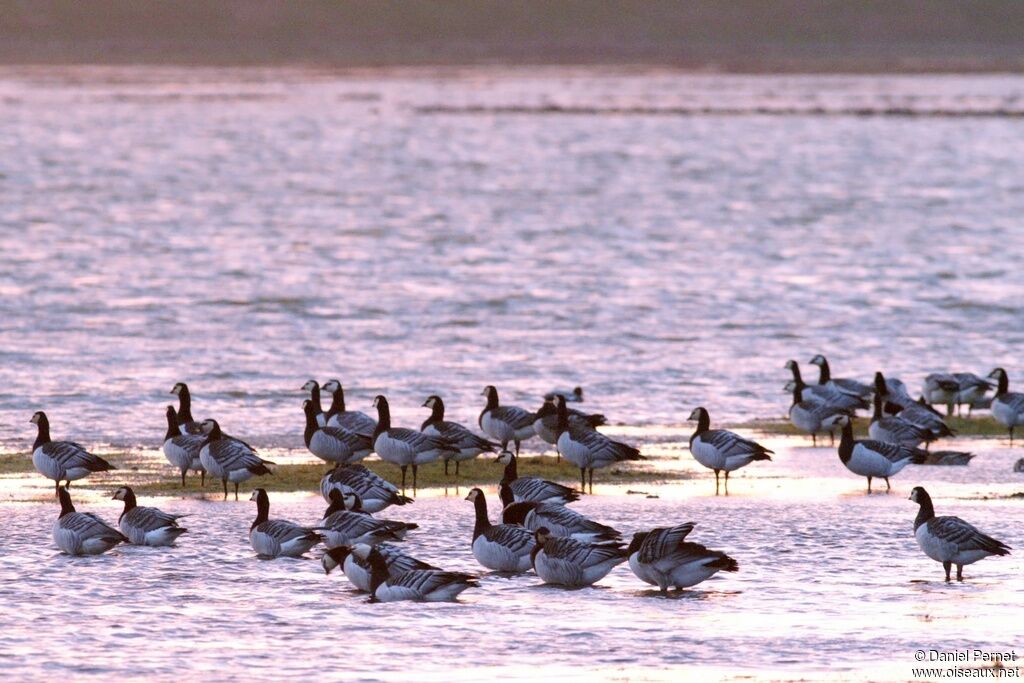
[[301, 380, 329, 427], [322, 379, 377, 435], [868, 391, 935, 449], [319, 463, 413, 512], [372, 395, 456, 492], [248, 488, 323, 558], [322, 544, 437, 593], [837, 420, 926, 492], [909, 486, 1011, 581], [169, 382, 205, 435], [987, 368, 1024, 444], [784, 361, 867, 412], [554, 395, 642, 493], [496, 450, 579, 505], [465, 488, 535, 573], [953, 373, 994, 417], [788, 382, 850, 446], [352, 544, 478, 603], [627, 523, 739, 592], [875, 373, 953, 438], [53, 486, 127, 556], [162, 405, 206, 487], [809, 355, 872, 398], [687, 407, 772, 494], [112, 485, 188, 547], [198, 419, 275, 500], [544, 386, 584, 403], [303, 399, 372, 464], [923, 373, 960, 416], [532, 399, 606, 449], [502, 501, 621, 543], [530, 527, 628, 587], [319, 489, 418, 548], [421, 395, 499, 476], [479, 385, 536, 455], [30, 411, 115, 496]]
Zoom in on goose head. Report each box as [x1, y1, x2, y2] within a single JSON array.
[[908, 486, 929, 504], [111, 486, 132, 501], [322, 379, 340, 393], [423, 395, 441, 409], [464, 488, 483, 503], [783, 359, 798, 371], [302, 379, 319, 392], [533, 526, 551, 546], [249, 488, 266, 503], [29, 411, 46, 425], [495, 450, 515, 464], [687, 407, 707, 422], [351, 543, 373, 561], [808, 354, 827, 366], [321, 546, 351, 575], [170, 382, 187, 396], [627, 530, 650, 555]]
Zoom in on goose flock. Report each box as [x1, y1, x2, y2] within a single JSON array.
[[28, 361, 1017, 598]]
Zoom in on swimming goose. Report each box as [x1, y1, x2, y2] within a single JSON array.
[[322, 544, 437, 592], [301, 380, 329, 427], [875, 373, 953, 439], [162, 406, 206, 487], [319, 463, 413, 512], [465, 488, 535, 572], [322, 379, 377, 435], [532, 398, 606, 447], [954, 373, 994, 417], [808, 355, 872, 398], [303, 399, 373, 464], [372, 395, 456, 491], [909, 486, 1010, 581], [30, 411, 115, 496], [248, 488, 322, 558], [788, 382, 851, 446], [530, 527, 628, 587], [53, 486, 127, 555], [496, 450, 579, 505], [784, 361, 867, 412], [987, 368, 1024, 444], [502, 501, 621, 543], [627, 523, 738, 592], [837, 420, 925, 492], [198, 419, 275, 500], [923, 373, 960, 416], [320, 489, 418, 548], [687, 407, 772, 494], [479, 385, 536, 455], [169, 382, 206, 435], [554, 395, 642, 493], [112, 485, 188, 547], [352, 544, 478, 603], [922, 450, 975, 466], [421, 395, 499, 475], [545, 386, 584, 403], [868, 392, 935, 449]]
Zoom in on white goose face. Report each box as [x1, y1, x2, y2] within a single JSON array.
[[170, 383, 185, 396], [200, 419, 217, 431], [249, 490, 260, 502], [342, 492, 358, 509], [784, 360, 796, 371], [302, 380, 318, 392], [112, 487, 129, 501], [909, 487, 922, 503], [783, 380, 797, 393], [687, 408, 702, 421], [351, 544, 372, 561], [29, 411, 43, 424], [423, 396, 437, 409], [372, 396, 382, 408], [495, 451, 513, 464], [322, 379, 339, 392], [809, 355, 825, 366], [465, 488, 481, 502]]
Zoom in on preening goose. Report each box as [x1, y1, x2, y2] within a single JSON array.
[[301, 380, 328, 427], [303, 399, 372, 464], [322, 544, 437, 593], [319, 463, 413, 512], [837, 420, 925, 492], [198, 419, 274, 500], [788, 382, 850, 446], [372, 395, 457, 492], [545, 386, 584, 403], [868, 391, 934, 449], [909, 486, 1010, 581], [319, 489, 418, 548], [554, 395, 642, 493], [30, 411, 115, 496], [352, 544, 478, 603], [322, 379, 377, 435], [627, 523, 738, 592], [530, 527, 628, 587], [875, 373, 953, 439], [687, 407, 772, 494], [248, 488, 322, 558], [53, 486, 127, 556], [923, 373, 960, 416], [162, 405, 206, 487], [953, 373, 994, 417], [784, 361, 867, 412], [479, 385, 536, 455], [988, 368, 1024, 444], [421, 395, 498, 475], [465, 488, 535, 573], [496, 450, 579, 505], [502, 501, 621, 543], [169, 383, 205, 435], [808, 355, 872, 398], [532, 398, 606, 447], [112, 485, 188, 547]]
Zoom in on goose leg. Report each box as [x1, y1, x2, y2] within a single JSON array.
[[956, 564, 964, 581], [580, 467, 586, 493], [1010, 427, 1015, 446], [943, 561, 951, 582], [588, 468, 594, 493], [514, 439, 521, 456], [412, 465, 418, 492], [714, 470, 720, 495], [455, 461, 460, 477], [55, 480, 59, 497], [222, 478, 228, 500], [724, 470, 730, 496], [400, 465, 408, 492], [234, 482, 240, 501], [867, 476, 872, 494], [444, 459, 450, 476], [885, 477, 891, 492], [201, 469, 206, 487], [65, 479, 71, 489], [812, 433, 817, 447], [181, 470, 187, 487]]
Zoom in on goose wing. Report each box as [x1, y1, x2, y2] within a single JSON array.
[[509, 477, 579, 504], [927, 516, 1011, 555], [638, 524, 697, 564], [42, 441, 112, 471], [483, 524, 535, 554], [385, 427, 454, 451], [385, 569, 478, 596], [999, 392, 1024, 413], [125, 506, 183, 532], [490, 405, 536, 429], [207, 439, 271, 473], [701, 430, 773, 458], [544, 537, 626, 568], [378, 544, 437, 573], [437, 421, 498, 452], [330, 410, 377, 435], [320, 426, 373, 451], [58, 512, 126, 542], [257, 519, 320, 544], [534, 504, 621, 540], [857, 438, 925, 464], [567, 424, 641, 462]]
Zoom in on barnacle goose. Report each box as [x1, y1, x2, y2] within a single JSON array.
[[501, 501, 621, 543], [809, 355, 872, 398], [169, 383, 205, 435], [554, 395, 642, 493], [837, 420, 925, 492], [909, 486, 1010, 581], [627, 523, 738, 592], [496, 450, 579, 505], [303, 399, 372, 464], [53, 486, 127, 555], [868, 391, 935, 449], [544, 386, 584, 403], [352, 544, 478, 603], [319, 489, 418, 548], [923, 373, 960, 416], [465, 488, 535, 573], [322, 544, 437, 593], [319, 463, 413, 512], [421, 395, 498, 475], [787, 382, 850, 446], [784, 361, 867, 412], [322, 379, 377, 435], [479, 385, 536, 455], [532, 398, 606, 447], [31, 411, 115, 496], [198, 419, 274, 500], [954, 373, 994, 417], [530, 527, 628, 587], [874, 373, 953, 438], [687, 407, 772, 494], [987, 368, 1024, 444], [372, 395, 457, 492], [112, 485, 188, 547], [301, 380, 329, 427], [162, 405, 206, 487], [922, 450, 974, 466], [248, 488, 322, 558]]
